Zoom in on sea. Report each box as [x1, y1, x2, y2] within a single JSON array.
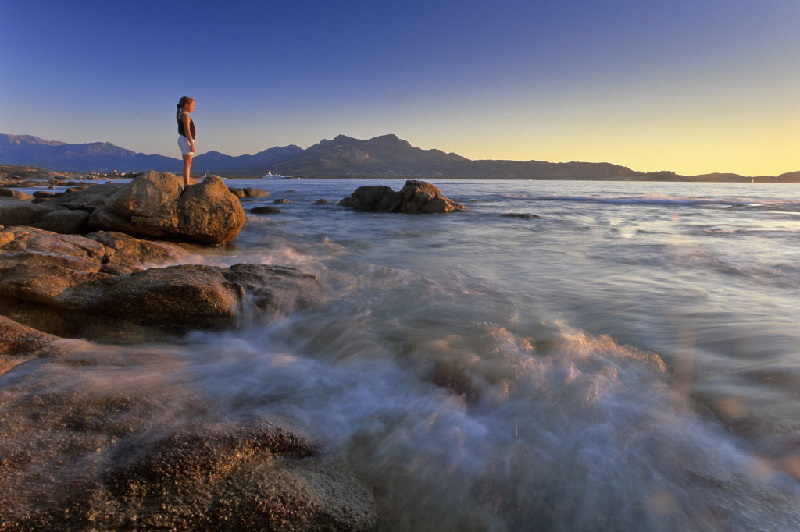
[[17, 178, 800, 529]]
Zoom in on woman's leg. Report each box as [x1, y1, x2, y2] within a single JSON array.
[[182, 154, 192, 187]]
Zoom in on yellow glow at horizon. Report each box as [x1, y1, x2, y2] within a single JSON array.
[[403, 69, 800, 177]]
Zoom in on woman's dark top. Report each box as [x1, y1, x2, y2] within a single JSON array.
[[178, 113, 196, 139]]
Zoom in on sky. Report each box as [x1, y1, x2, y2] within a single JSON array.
[[1, 0, 798, 176]]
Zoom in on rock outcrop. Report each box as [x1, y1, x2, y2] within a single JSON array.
[[1, 172, 248, 245], [88, 172, 246, 245], [340, 179, 466, 214], [0, 227, 319, 338]]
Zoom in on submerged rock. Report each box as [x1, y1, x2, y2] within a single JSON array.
[[339, 179, 466, 214], [251, 206, 282, 214], [501, 213, 541, 219], [0, 327, 378, 531]]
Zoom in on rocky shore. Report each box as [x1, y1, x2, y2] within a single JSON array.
[[0, 172, 469, 529], [0, 172, 388, 530]]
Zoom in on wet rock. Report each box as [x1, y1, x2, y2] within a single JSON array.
[[340, 180, 466, 214], [0, 315, 63, 374], [274, 198, 292, 204], [105, 420, 319, 493], [85, 264, 319, 330], [244, 187, 269, 198], [399, 180, 467, 214], [0, 314, 60, 357], [0, 337, 378, 531], [85, 265, 240, 328], [99, 421, 377, 530], [0, 227, 319, 337], [314, 198, 331, 205], [251, 206, 282, 214], [339, 185, 400, 212]]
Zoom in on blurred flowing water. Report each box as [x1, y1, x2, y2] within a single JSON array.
[[14, 179, 800, 529]]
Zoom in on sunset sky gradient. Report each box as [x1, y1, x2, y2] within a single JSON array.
[[1, 0, 798, 175]]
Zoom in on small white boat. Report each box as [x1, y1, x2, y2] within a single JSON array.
[[263, 171, 291, 179]]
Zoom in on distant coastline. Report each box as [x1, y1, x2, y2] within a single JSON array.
[[2, 133, 798, 182]]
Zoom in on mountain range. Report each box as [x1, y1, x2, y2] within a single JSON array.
[[1, 133, 797, 182]]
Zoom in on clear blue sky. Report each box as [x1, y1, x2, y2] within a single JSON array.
[[1, 0, 798, 175]]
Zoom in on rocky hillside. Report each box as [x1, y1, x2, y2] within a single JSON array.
[[0, 134, 176, 173], [2, 133, 797, 181]]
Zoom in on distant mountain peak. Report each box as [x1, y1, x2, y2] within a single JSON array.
[[370, 133, 411, 147], [0, 133, 66, 147], [3, 131, 795, 181]]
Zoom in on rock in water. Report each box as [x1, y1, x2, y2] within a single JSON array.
[[90, 172, 245, 245], [339, 179, 466, 214]]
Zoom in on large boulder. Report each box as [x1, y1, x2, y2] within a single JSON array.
[[340, 180, 466, 214], [84, 264, 319, 330], [399, 179, 467, 213], [88, 172, 246, 245], [0, 227, 319, 337], [177, 176, 247, 245]]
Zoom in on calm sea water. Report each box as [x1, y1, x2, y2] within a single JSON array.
[[24, 179, 800, 529]]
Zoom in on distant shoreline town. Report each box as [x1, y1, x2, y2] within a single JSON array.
[[2, 133, 798, 183]]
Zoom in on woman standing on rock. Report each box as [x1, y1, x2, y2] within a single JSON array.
[[177, 96, 196, 187]]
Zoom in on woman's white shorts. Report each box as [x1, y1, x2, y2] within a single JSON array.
[[177, 136, 195, 156]]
